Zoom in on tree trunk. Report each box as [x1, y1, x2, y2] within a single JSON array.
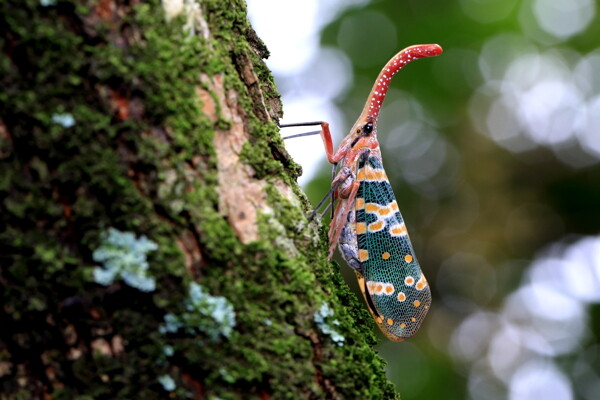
[[0, 1, 399, 398]]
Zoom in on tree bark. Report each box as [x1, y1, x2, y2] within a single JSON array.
[[0, 1, 399, 398]]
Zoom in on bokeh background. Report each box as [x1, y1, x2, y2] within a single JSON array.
[[247, 1, 600, 399]]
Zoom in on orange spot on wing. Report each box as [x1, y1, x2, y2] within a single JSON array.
[[356, 222, 367, 234], [382, 252, 390, 260], [404, 276, 415, 286], [400, 323, 406, 328], [359, 249, 369, 261], [413, 300, 421, 307], [404, 254, 413, 263], [387, 318, 394, 326], [384, 284, 395, 295], [355, 198, 365, 209], [368, 220, 384, 232], [365, 203, 379, 213], [390, 223, 407, 237], [416, 275, 428, 290], [397, 292, 406, 302], [390, 201, 399, 212], [377, 206, 392, 216]]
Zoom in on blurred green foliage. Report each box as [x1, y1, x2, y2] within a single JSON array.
[[300, 1, 600, 398]]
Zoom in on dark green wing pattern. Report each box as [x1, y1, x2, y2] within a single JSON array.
[[355, 155, 431, 340]]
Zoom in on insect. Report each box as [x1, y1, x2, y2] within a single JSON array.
[[282, 44, 442, 341]]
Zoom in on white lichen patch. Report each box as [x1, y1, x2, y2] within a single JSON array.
[[261, 213, 298, 257], [51, 113, 75, 128], [162, 0, 184, 20], [160, 282, 236, 341], [162, 0, 210, 38], [162, 345, 174, 357], [158, 374, 176, 391], [313, 302, 345, 346], [92, 228, 158, 292]]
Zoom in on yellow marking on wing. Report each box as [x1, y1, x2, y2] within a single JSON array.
[[377, 206, 392, 217], [381, 252, 390, 260], [390, 201, 399, 212], [368, 220, 384, 232], [355, 198, 365, 209], [384, 284, 395, 295], [372, 170, 387, 181], [359, 249, 369, 261], [367, 281, 376, 293], [358, 168, 387, 182], [397, 292, 406, 302], [365, 203, 379, 213], [357, 168, 366, 181], [416, 275, 428, 291], [413, 300, 421, 307], [374, 283, 384, 295], [404, 276, 415, 286], [365, 169, 378, 180], [390, 223, 407, 237], [386, 318, 394, 326], [404, 254, 413, 263], [356, 222, 367, 235], [400, 323, 406, 328]]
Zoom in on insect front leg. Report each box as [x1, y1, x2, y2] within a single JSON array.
[[279, 121, 345, 164]]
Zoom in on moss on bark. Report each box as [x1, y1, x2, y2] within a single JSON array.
[[0, 1, 400, 398]]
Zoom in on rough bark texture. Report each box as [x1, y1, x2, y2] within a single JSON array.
[[0, 1, 399, 399]]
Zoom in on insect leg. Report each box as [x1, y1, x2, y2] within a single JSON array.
[[308, 175, 338, 221], [330, 162, 338, 219], [280, 121, 340, 164], [279, 121, 323, 140]]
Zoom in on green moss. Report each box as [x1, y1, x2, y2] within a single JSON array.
[[252, 180, 399, 399], [0, 0, 400, 398]]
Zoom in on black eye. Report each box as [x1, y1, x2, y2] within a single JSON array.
[[362, 122, 373, 135]]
